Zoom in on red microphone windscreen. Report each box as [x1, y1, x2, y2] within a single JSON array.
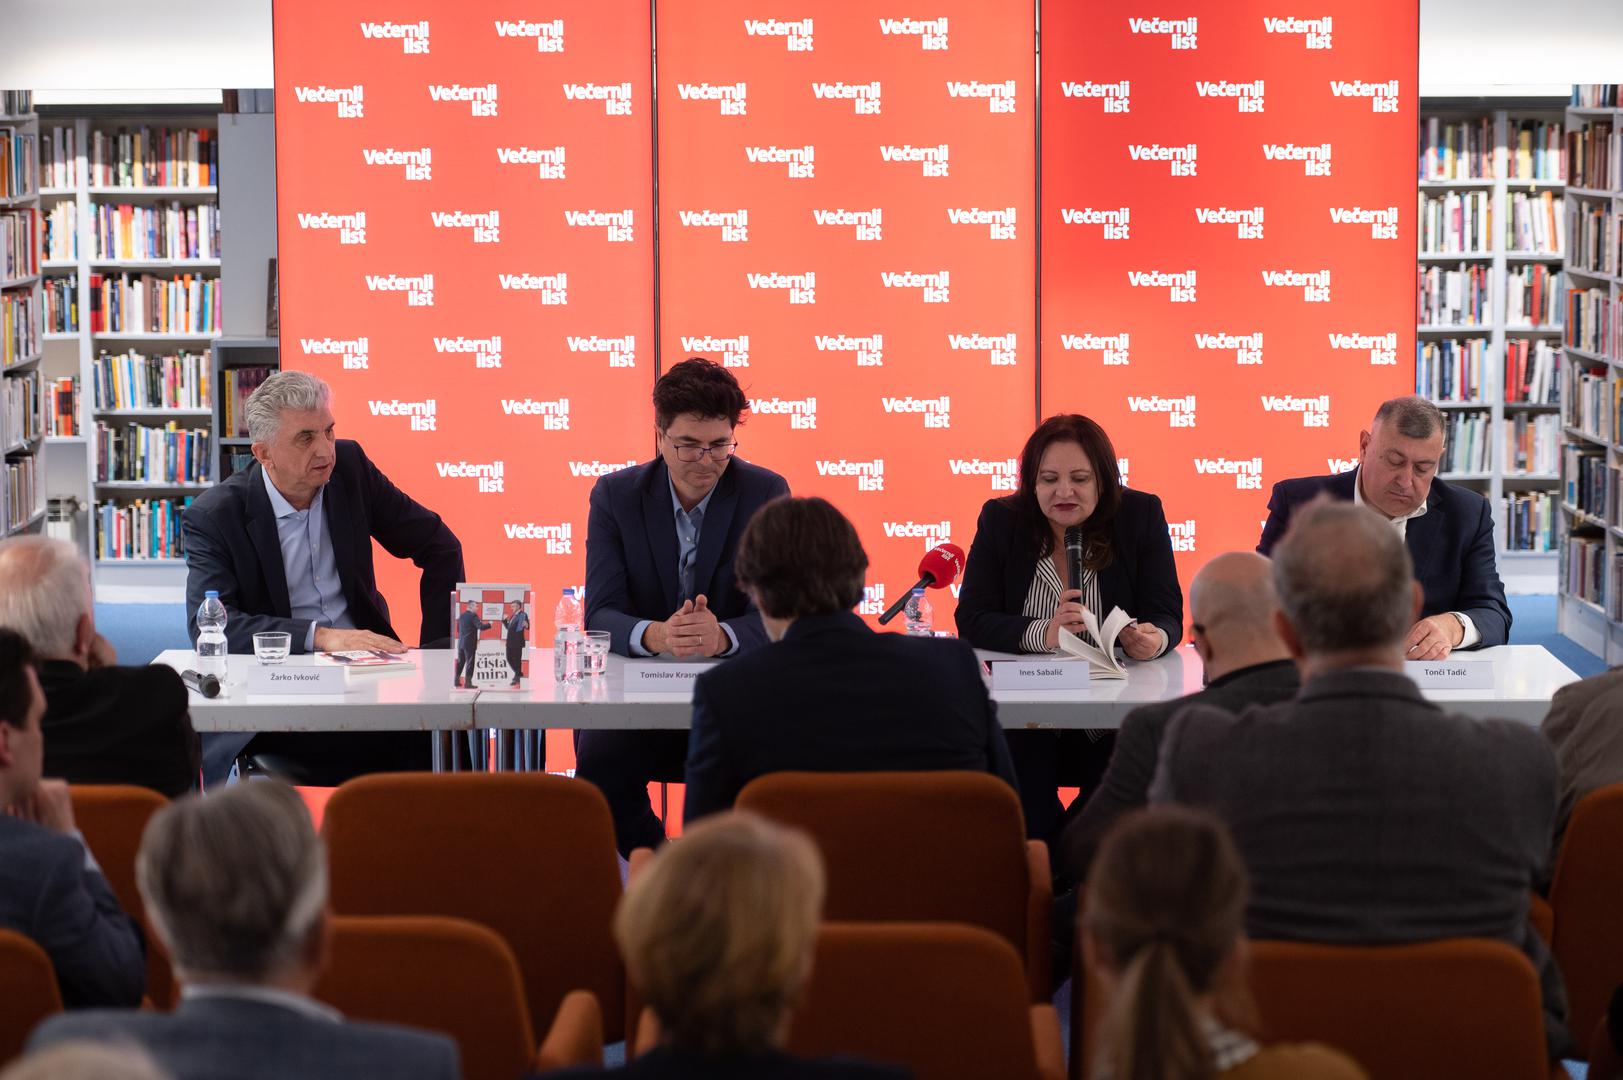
[[917, 543, 966, 588]]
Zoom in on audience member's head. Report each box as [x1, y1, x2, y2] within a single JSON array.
[[616, 810, 826, 1056], [0, 627, 44, 806], [137, 782, 329, 991], [0, 1041, 170, 1080], [1187, 552, 1288, 681], [1271, 500, 1420, 670], [1359, 395, 1445, 520], [1083, 807, 1252, 1080], [0, 536, 98, 666], [735, 497, 868, 638]]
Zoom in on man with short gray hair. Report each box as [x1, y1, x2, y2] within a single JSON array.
[[29, 782, 459, 1079], [181, 371, 463, 783], [1256, 393, 1510, 654], [1155, 500, 1570, 1059]]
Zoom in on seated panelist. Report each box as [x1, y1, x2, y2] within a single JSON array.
[[955, 413, 1183, 842], [181, 371, 464, 785], [1257, 394, 1510, 656]]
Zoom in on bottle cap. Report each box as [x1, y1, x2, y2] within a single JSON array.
[[911, 587, 925, 597], [205, 590, 219, 599], [562, 587, 575, 596]]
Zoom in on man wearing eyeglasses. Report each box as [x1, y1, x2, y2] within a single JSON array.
[[581, 357, 789, 854]]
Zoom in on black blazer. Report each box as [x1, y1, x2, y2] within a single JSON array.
[[39, 660, 199, 798], [585, 457, 789, 656], [541, 1045, 908, 1080], [1256, 470, 1511, 646], [954, 490, 1184, 654], [1056, 658, 1300, 881], [683, 612, 1019, 823], [181, 440, 464, 654], [0, 814, 145, 1009]]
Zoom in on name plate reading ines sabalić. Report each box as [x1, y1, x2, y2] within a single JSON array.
[[988, 660, 1091, 691], [623, 661, 720, 693], [1403, 659, 1494, 690], [246, 664, 347, 695]]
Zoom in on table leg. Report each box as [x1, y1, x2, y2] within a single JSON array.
[[496, 730, 515, 772], [431, 730, 452, 774]]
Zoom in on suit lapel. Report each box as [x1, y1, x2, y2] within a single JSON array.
[[641, 461, 681, 613], [244, 464, 293, 617], [691, 466, 739, 600], [321, 476, 364, 611], [1405, 484, 1447, 586]]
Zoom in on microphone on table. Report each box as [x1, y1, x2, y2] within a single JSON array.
[[877, 543, 967, 626], [1065, 526, 1085, 593], [180, 669, 221, 699]]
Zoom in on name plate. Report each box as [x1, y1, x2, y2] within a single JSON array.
[[623, 661, 719, 693], [989, 660, 1090, 691], [245, 664, 347, 695], [1404, 659, 1495, 689]]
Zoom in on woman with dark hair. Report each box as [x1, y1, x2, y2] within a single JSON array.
[[955, 414, 1183, 839]]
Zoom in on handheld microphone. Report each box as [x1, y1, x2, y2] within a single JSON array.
[[877, 543, 967, 626], [1064, 526, 1085, 593], [180, 669, 221, 699]]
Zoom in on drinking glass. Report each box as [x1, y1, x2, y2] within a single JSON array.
[[581, 631, 610, 678], [253, 632, 292, 665]]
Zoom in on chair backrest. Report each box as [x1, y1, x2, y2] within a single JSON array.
[[0, 929, 63, 1065], [69, 784, 172, 1006], [322, 773, 624, 1040], [1550, 781, 1623, 1052], [1247, 938, 1551, 1080], [736, 771, 1031, 954], [314, 915, 536, 1080]]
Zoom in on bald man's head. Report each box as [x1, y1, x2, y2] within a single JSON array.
[[1187, 552, 1288, 677]]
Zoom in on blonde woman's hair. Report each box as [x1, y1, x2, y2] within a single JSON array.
[[615, 811, 826, 1055], [0, 1041, 169, 1080], [1084, 806, 1252, 1080]]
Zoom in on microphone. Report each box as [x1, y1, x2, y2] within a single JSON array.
[[180, 669, 221, 699], [877, 543, 967, 626], [1065, 526, 1085, 593]]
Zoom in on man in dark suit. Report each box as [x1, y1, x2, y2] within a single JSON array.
[[0, 628, 146, 1009], [1155, 500, 1570, 1059], [454, 601, 489, 688], [1539, 666, 1623, 874], [0, 536, 198, 797], [504, 600, 529, 687], [181, 371, 464, 784], [31, 780, 459, 1080], [581, 358, 789, 854], [684, 497, 1017, 823], [1057, 551, 1297, 882], [1257, 394, 1510, 653]]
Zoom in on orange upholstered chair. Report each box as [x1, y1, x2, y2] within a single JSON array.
[[69, 784, 173, 1007], [321, 773, 624, 1042], [1550, 782, 1623, 1054], [0, 929, 63, 1065], [786, 922, 1064, 1080], [1591, 1013, 1622, 1080], [313, 915, 600, 1079], [1247, 938, 1563, 1080], [734, 770, 1052, 1000]]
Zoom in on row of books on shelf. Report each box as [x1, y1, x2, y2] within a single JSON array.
[[1, 92, 31, 117], [1566, 289, 1620, 357], [87, 272, 220, 335], [1506, 265, 1562, 327], [1418, 190, 1491, 254], [93, 349, 211, 411], [1504, 413, 1560, 475], [43, 202, 73, 260], [1569, 120, 1620, 192], [94, 421, 211, 484], [79, 127, 217, 190], [1564, 446, 1608, 517], [44, 274, 75, 333], [90, 201, 221, 262], [3, 370, 41, 445], [1417, 264, 1487, 325], [1419, 117, 1564, 182], [40, 125, 75, 189], [45, 376, 77, 436], [1574, 85, 1622, 109], [1506, 340, 1560, 403], [1, 208, 38, 280], [1503, 491, 1555, 552], [2, 291, 39, 367], [222, 366, 275, 437], [1505, 191, 1564, 255], [1441, 412, 1490, 473], [1418, 337, 1560, 404], [1563, 536, 1607, 610], [4, 455, 39, 531], [95, 496, 191, 560], [1569, 202, 1619, 278], [1563, 360, 1616, 443], [0, 127, 37, 202]]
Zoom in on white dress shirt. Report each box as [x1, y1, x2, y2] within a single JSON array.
[[262, 469, 354, 652], [1351, 467, 1479, 647]]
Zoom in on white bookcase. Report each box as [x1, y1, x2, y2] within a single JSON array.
[[1, 100, 45, 541]]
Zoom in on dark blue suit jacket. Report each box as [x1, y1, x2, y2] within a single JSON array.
[[683, 611, 1019, 823], [0, 814, 145, 1009], [953, 489, 1184, 654], [585, 457, 789, 657], [182, 440, 464, 655], [1255, 470, 1511, 646]]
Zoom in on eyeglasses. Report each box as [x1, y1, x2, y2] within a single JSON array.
[[669, 441, 738, 463]]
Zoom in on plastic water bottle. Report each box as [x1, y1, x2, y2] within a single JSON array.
[[904, 588, 934, 637], [554, 588, 584, 683], [195, 590, 228, 681]]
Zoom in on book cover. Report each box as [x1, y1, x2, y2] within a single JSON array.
[[451, 582, 533, 691]]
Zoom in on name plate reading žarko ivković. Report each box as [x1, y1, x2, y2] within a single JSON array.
[[989, 660, 1091, 691], [246, 664, 347, 695], [1404, 659, 1494, 690]]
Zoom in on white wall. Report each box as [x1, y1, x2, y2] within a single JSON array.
[[0, 0, 1617, 98]]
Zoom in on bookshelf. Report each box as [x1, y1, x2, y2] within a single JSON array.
[[37, 110, 221, 592], [2, 94, 46, 542], [1418, 104, 1567, 593], [1557, 86, 1623, 661]]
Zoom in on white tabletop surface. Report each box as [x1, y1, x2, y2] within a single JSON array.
[[157, 643, 1578, 732]]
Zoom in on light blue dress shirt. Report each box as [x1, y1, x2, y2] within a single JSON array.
[[262, 469, 354, 652], [628, 475, 739, 657]]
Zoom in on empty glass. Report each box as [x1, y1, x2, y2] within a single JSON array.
[[253, 632, 291, 665], [581, 631, 610, 678]]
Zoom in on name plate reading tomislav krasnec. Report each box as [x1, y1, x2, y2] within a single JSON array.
[[1404, 659, 1494, 690], [245, 664, 347, 695], [989, 660, 1091, 691], [623, 661, 719, 693]]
